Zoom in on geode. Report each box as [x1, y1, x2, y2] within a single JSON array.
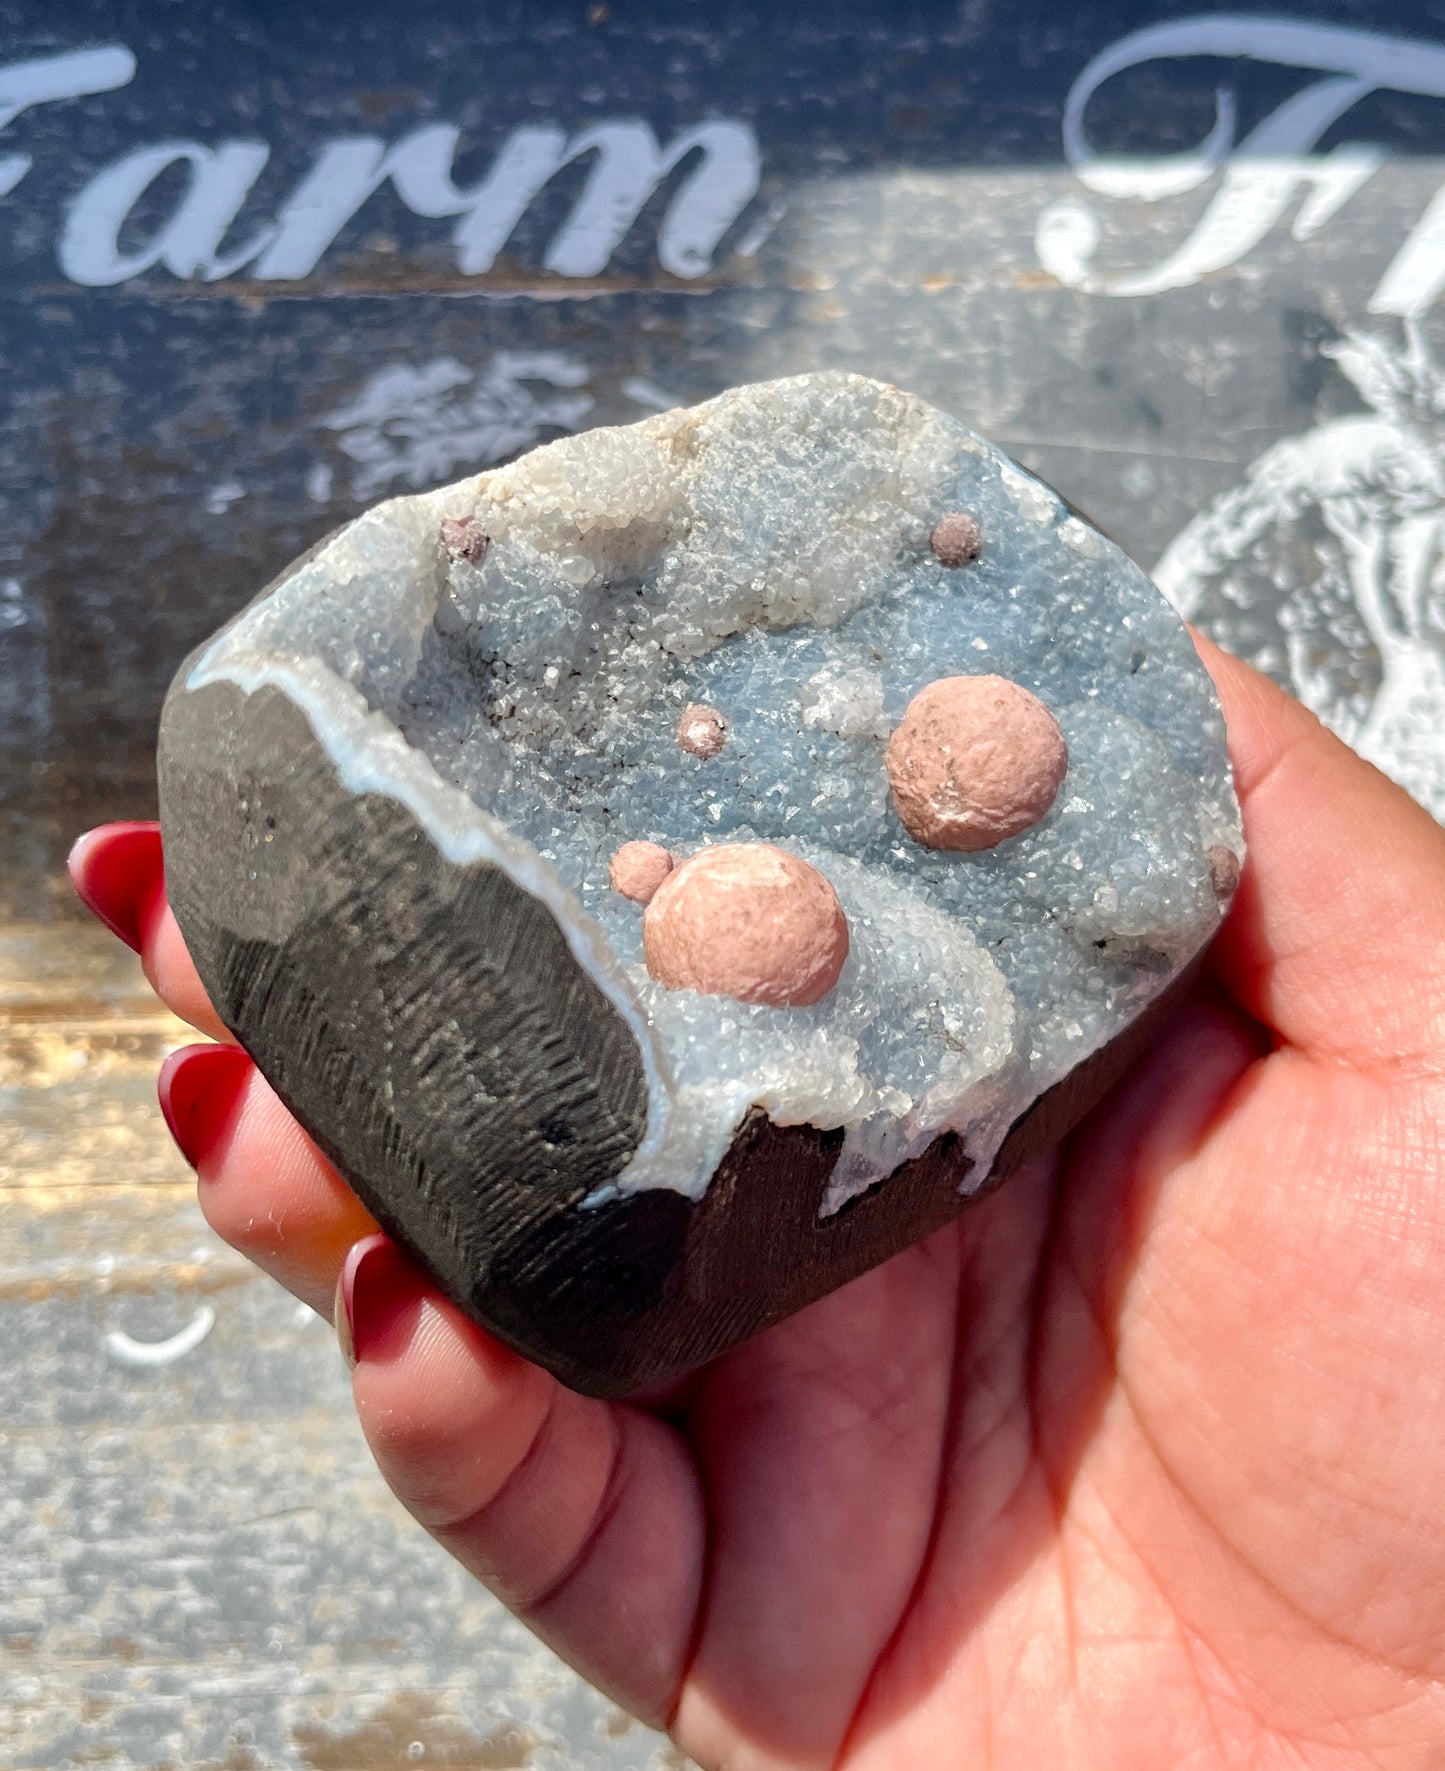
[[157, 373, 1241, 1396]]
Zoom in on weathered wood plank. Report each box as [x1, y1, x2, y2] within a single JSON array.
[[1, 1403, 684, 1770], [0, 923, 194, 1191], [2, 923, 686, 1767]]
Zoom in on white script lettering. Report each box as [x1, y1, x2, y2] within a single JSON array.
[[247, 119, 757, 281], [0, 46, 134, 200], [27, 44, 762, 288], [1037, 16, 1445, 314], [59, 140, 273, 283]]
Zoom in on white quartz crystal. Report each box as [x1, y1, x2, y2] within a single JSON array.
[[190, 373, 1240, 1208]]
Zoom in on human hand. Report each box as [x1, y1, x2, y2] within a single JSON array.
[[70, 639, 1445, 1769]]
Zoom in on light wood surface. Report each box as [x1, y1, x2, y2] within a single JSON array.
[[1, 917, 684, 1769]]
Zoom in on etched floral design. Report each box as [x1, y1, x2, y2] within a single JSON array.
[[1156, 320, 1445, 818], [319, 351, 596, 499]]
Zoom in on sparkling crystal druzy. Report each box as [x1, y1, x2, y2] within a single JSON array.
[[158, 373, 1241, 1395]]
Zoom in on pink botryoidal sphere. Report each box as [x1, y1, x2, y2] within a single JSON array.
[[609, 840, 675, 905], [642, 843, 849, 1008], [886, 674, 1068, 852], [677, 702, 728, 759]]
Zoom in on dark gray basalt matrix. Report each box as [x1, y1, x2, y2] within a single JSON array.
[[158, 373, 1241, 1394]]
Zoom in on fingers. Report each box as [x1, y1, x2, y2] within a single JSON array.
[[155, 1020, 708, 1722], [68, 822, 231, 1040], [159, 1043, 376, 1316], [156, 1031, 708, 1724], [1196, 635, 1445, 1073], [338, 1235, 703, 1727], [74, 825, 378, 1311], [68, 821, 164, 951], [147, 898, 232, 1042]]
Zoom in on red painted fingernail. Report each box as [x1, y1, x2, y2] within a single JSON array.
[[157, 1042, 253, 1169], [336, 1234, 429, 1371], [67, 822, 163, 953]]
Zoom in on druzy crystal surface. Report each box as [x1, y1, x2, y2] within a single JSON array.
[[178, 373, 1240, 1219]]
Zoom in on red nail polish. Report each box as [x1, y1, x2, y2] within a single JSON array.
[[157, 1043, 253, 1169], [336, 1234, 428, 1370], [67, 822, 163, 953]]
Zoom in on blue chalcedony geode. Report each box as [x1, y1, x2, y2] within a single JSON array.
[[157, 373, 1241, 1393]]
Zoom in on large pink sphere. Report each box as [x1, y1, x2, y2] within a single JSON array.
[[643, 843, 849, 1008], [886, 674, 1067, 851]]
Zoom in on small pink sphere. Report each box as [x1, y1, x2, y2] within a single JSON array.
[[886, 675, 1067, 851], [439, 515, 490, 562], [677, 702, 728, 759], [1208, 845, 1241, 901], [609, 840, 675, 904], [930, 512, 982, 567], [643, 843, 849, 1008]]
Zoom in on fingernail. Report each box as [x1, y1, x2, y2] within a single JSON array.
[[336, 1234, 428, 1371], [67, 822, 163, 953], [157, 1042, 253, 1169]]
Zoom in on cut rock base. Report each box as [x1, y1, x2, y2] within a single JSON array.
[[157, 372, 1240, 1395]]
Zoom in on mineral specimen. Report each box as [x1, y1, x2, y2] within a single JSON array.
[[157, 372, 1241, 1396]]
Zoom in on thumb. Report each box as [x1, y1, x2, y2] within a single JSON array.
[[1195, 633, 1445, 1073]]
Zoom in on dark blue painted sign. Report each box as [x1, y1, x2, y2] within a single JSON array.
[[5, 1, 1445, 913]]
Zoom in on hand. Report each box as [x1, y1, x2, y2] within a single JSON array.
[[71, 640, 1445, 1770]]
